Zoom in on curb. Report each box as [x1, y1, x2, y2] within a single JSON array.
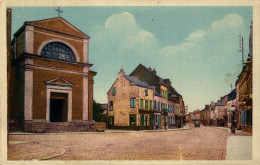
[[9, 126, 190, 135]]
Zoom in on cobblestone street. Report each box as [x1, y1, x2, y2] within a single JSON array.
[[8, 124, 241, 160]]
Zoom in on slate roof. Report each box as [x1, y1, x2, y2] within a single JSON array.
[[124, 75, 154, 89], [130, 64, 181, 100]]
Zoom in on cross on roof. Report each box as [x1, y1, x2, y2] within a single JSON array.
[[55, 7, 63, 17]]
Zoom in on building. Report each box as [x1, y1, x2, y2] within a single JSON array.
[[8, 16, 97, 132], [107, 64, 185, 130], [190, 110, 200, 123], [200, 105, 210, 126], [236, 21, 253, 133], [217, 96, 228, 127], [226, 89, 238, 128], [130, 64, 185, 129], [107, 69, 154, 130]]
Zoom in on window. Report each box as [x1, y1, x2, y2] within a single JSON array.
[[112, 87, 116, 96], [40, 42, 76, 62], [130, 98, 136, 108], [140, 99, 143, 109], [140, 115, 144, 126], [145, 100, 148, 110], [154, 100, 156, 110], [158, 102, 160, 111], [129, 115, 136, 126], [144, 115, 148, 126], [150, 115, 153, 126], [108, 116, 114, 126], [145, 90, 148, 96], [161, 102, 163, 110], [149, 100, 152, 110], [110, 101, 113, 111]]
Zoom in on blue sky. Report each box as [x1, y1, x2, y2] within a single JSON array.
[[10, 7, 252, 112]]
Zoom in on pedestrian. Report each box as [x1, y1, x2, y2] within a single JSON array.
[[231, 119, 236, 134], [164, 122, 167, 130]]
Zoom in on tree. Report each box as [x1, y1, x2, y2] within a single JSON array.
[[93, 100, 103, 122]]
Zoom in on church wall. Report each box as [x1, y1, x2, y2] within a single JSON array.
[[16, 34, 25, 58], [88, 73, 95, 121], [33, 58, 83, 72], [14, 70, 25, 122], [33, 27, 85, 63], [32, 68, 83, 120]]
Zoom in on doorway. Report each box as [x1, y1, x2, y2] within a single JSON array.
[[50, 92, 68, 122]]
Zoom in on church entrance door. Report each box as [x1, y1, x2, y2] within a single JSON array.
[[50, 92, 68, 122]]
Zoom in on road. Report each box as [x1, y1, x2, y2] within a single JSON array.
[[8, 124, 238, 160]]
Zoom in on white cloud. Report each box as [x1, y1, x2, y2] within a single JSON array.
[[160, 14, 244, 58], [90, 12, 247, 112], [211, 14, 243, 32], [90, 12, 159, 58], [186, 30, 206, 41]]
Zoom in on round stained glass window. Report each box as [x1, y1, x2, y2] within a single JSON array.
[[40, 42, 76, 62]]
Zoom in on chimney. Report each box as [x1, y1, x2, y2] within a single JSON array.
[[118, 68, 125, 78], [148, 66, 152, 71], [164, 79, 171, 86], [152, 68, 156, 74]]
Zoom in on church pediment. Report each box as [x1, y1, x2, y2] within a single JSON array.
[[25, 17, 89, 39], [46, 77, 74, 87]]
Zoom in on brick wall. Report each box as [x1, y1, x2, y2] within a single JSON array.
[[32, 67, 83, 120]]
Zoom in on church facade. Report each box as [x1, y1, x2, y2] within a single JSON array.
[[9, 17, 97, 132]]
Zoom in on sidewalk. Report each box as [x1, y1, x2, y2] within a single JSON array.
[[226, 136, 252, 160]]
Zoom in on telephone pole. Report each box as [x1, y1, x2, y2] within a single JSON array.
[[238, 36, 244, 67]]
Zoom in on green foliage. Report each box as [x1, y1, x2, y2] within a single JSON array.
[[93, 100, 103, 122]]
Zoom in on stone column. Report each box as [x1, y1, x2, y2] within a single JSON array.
[[25, 25, 34, 54], [24, 58, 33, 121], [83, 39, 88, 63], [82, 66, 89, 121]]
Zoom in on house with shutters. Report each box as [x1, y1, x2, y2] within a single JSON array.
[[107, 69, 155, 129], [8, 16, 98, 132], [130, 64, 185, 129], [107, 64, 185, 130]]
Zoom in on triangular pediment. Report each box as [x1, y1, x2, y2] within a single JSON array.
[[46, 77, 74, 87], [25, 17, 89, 38]]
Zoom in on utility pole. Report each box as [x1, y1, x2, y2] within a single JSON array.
[[7, 8, 12, 146], [238, 36, 244, 67]]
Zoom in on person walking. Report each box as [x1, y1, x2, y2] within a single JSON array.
[[231, 114, 236, 134]]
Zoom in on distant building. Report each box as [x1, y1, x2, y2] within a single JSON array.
[[200, 105, 210, 126], [226, 89, 237, 128], [190, 110, 200, 123]]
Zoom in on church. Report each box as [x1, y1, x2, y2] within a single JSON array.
[[8, 11, 99, 132]]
